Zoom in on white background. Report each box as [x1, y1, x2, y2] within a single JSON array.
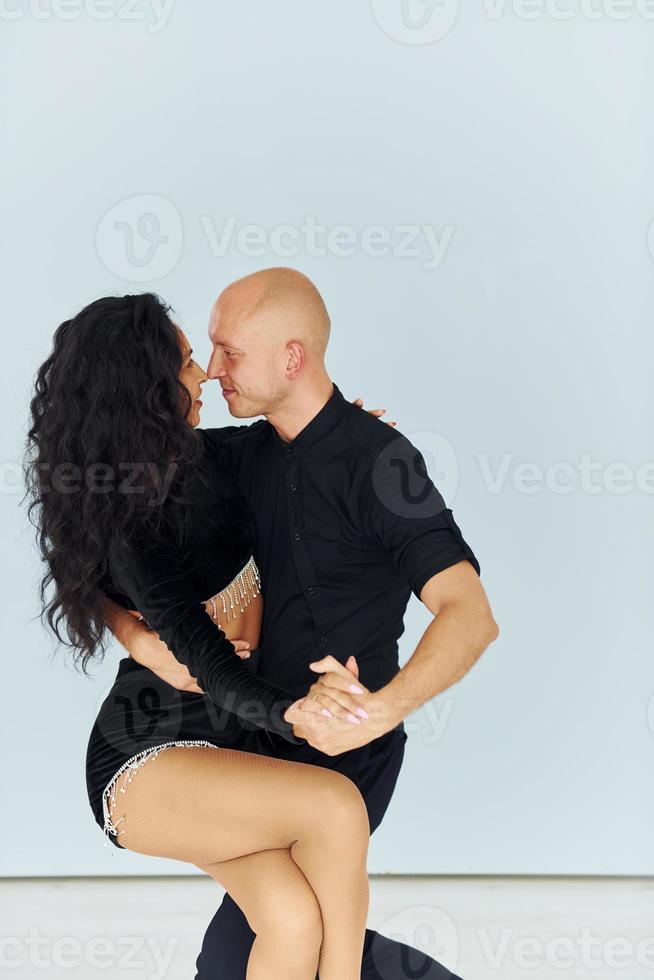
[[2, 0, 653, 875]]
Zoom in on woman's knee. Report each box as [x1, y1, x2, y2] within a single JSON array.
[[200, 848, 324, 950], [314, 770, 371, 844], [330, 769, 370, 826], [250, 886, 323, 947]]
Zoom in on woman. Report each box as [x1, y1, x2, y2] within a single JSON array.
[[24, 292, 371, 980]]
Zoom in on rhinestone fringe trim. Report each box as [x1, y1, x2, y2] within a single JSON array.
[[205, 554, 261, 625], [101, 740, 222, 854]]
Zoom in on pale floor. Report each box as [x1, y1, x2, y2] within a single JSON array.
[[0, 875, 651, 979]]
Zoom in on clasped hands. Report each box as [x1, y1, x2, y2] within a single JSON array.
[[124, 611, 394, 755], [282, 654, 394, 756], [207, 643, 392, 756]]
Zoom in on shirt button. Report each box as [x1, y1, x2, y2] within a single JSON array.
[[320, 635, 328, 644], [286, 446, 293, 454], [289, 484, 297, 492], [307, 586, 316, 594], [294, 532, 303, 541]]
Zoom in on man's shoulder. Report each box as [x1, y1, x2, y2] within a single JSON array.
[[337, 404, 417, 467]]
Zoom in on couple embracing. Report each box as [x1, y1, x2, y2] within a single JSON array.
[[25, 266, 498, 979]]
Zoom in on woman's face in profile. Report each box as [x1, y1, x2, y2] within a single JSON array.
[[177, 325, 208, 427]]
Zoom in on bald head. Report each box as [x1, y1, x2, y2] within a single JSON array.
[[206, 267, 333, 419], [212, 267, 331, 358]]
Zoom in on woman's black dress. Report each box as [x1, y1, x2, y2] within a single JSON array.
[[85, 429, 303, 850]]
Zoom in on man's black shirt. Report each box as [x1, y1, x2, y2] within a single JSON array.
[[201, 382, 481, 702]]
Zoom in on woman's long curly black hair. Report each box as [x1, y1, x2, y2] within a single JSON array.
[[23, 293, 204, 673]]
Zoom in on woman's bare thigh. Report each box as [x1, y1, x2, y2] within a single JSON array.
[[107, 743, 366, 867]]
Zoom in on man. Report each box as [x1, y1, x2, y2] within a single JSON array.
[[108, 267, 499, 979]]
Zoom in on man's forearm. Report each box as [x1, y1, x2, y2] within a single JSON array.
[[378, 600, 499, 728]]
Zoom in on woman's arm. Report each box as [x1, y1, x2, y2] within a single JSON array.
[[106, 527, 305, 744], [197, 423, 260, 475], [102, 595, 204, 693]]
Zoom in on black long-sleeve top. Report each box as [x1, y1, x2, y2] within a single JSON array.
[[100, 429, 304, 745]]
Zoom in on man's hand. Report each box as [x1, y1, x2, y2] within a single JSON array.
[[284, 655, 396, 755], [352, 397, 397, 428]]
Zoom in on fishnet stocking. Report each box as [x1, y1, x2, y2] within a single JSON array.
[[106, 743, 370, 980]]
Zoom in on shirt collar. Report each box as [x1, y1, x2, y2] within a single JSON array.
[[271, 382, 349, 454]]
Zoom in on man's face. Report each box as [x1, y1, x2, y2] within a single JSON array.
[[206, 300, 287, 418]]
